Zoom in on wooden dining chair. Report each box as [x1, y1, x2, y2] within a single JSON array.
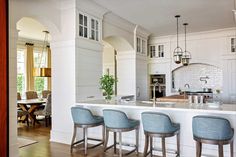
[[42, 90, 51, 99], [17, 92, 21, 100], [25, 91, 38, 99]]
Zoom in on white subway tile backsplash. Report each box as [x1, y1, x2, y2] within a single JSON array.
[[173, 63, 222, 91]]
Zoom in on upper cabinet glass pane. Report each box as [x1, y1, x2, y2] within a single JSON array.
[[79, 14, 83, 25]]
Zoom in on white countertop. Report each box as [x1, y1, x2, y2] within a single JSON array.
[[76, 99, 236, 115]]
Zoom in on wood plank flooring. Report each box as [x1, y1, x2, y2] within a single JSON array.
[[18, 123, 144, 157]]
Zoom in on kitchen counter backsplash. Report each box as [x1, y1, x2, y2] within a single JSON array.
[[172, 63, 222, 92]]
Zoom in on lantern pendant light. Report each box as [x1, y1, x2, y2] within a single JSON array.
[[182, 23, 191, 66], [173, 15, 183, 64]]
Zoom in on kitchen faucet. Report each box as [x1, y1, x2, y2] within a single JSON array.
[[200, 76, 209, 84], [153, 82, 162, 106], [184, 84, 190, 89]]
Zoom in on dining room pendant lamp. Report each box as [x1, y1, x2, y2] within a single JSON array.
[[33, 31, 51, 77], [182, 23, 191, 66], [173, 15, 183, 64]]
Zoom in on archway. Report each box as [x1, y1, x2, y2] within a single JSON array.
[[9, 15, 60, 156], [16, 16, 53, 147], [102, 36, 136, 97]]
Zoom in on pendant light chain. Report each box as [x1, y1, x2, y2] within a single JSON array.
[[184, 23, 187, 52], [38, 31, 49, 68]]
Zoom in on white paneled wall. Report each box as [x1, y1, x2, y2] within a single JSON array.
[[173, 63, 223, 91]]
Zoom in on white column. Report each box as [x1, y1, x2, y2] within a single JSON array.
[[50, 6, 77, 144]]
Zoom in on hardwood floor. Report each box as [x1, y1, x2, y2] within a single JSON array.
[[18, 122, 144, 157]]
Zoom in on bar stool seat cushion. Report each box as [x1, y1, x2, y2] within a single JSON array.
[[71, 107, 103, 125], [142, 112, 180, 134], [103, 109, 139, 129], [192, 116, 234, 141]]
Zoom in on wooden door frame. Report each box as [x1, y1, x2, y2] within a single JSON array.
[[0, 0, 9, 156]]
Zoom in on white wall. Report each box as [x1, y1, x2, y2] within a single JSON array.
[[149, 28, 236, 102], [103, 44, 115, 76]]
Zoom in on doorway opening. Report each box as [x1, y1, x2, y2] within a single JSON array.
[[16, 17, 53, 152]]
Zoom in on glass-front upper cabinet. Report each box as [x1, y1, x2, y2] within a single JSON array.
[[149, 44, 165, 58], [231, 38, 236, 53], [78, 12, 100, 42], [136, 36, 147, 55], [79, 13, 88, 38], [149, 45, 156, 58], [90, 18, 99, 41]]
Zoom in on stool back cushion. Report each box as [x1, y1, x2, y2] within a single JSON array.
[[192, 116, 234, 140], [71, 107, 97, 125], [103, 109, 131, 129], [142, 112, 176, 133]]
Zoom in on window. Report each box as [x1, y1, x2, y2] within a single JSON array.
[[231, 38, 236, 53], [149, 46, 156, 58], [34, 50, 48, 95], [141, 40, 146, 54], [90, 18, 99, 41], [158, 45, 164, 57], [79, 13, 88, 38], [17, 49, 26, 95]]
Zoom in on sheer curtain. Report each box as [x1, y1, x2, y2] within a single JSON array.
[[25, 44, 34, 91], [47, 47, 51, 90]]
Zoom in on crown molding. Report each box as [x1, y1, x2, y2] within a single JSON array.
[[76, 0, 108, 19]]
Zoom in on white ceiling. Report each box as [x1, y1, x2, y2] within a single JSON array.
[[93, 0, 236, 36], [17, 17, 51, 41]]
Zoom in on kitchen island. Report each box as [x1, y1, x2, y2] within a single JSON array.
[[76, 100, 236, 156]]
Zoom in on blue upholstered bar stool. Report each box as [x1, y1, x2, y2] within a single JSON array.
[[70, 106, 105, 155], [192, 116, 234, 157], [103, 109, 140, 157], [142, 112, 180, 157]]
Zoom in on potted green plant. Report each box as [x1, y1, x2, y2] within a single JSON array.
[[100, 74, 117, 102]]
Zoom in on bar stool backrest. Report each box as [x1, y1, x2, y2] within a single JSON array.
[[142, 112, 174, 133], [103, 109, 130, 129], [71, 107, 96, 125], [192, 116, 233, 140]]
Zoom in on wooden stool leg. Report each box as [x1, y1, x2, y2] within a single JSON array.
[[162, 137, 166, 157], [230, 141, 234, 157], [114, 132, 117, 154], [102, 124, 105, 144], [135, 128, 139, 154], [104, 128, 109, 152], [119, 132, 122, 157], [177, 133, 180, 156], [218, 144, 224, 157], [84, 128, 88, 155], [150, 136, 153, 157], [70, 125, 77, 153], [143, 134, 149, 157], [196, 141, 202, 157]]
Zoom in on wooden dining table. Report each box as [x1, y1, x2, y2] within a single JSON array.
[[17, 99, 46, 125]]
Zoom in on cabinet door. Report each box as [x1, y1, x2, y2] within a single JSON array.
[[0, 0, 8, 156]]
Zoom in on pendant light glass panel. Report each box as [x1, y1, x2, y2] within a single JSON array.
[[182, 23, 191, 66]]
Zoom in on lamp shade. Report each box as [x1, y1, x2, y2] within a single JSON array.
[[33, 68, 51, 77]]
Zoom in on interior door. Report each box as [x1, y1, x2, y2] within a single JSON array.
[[0, 0, 8, 156]]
